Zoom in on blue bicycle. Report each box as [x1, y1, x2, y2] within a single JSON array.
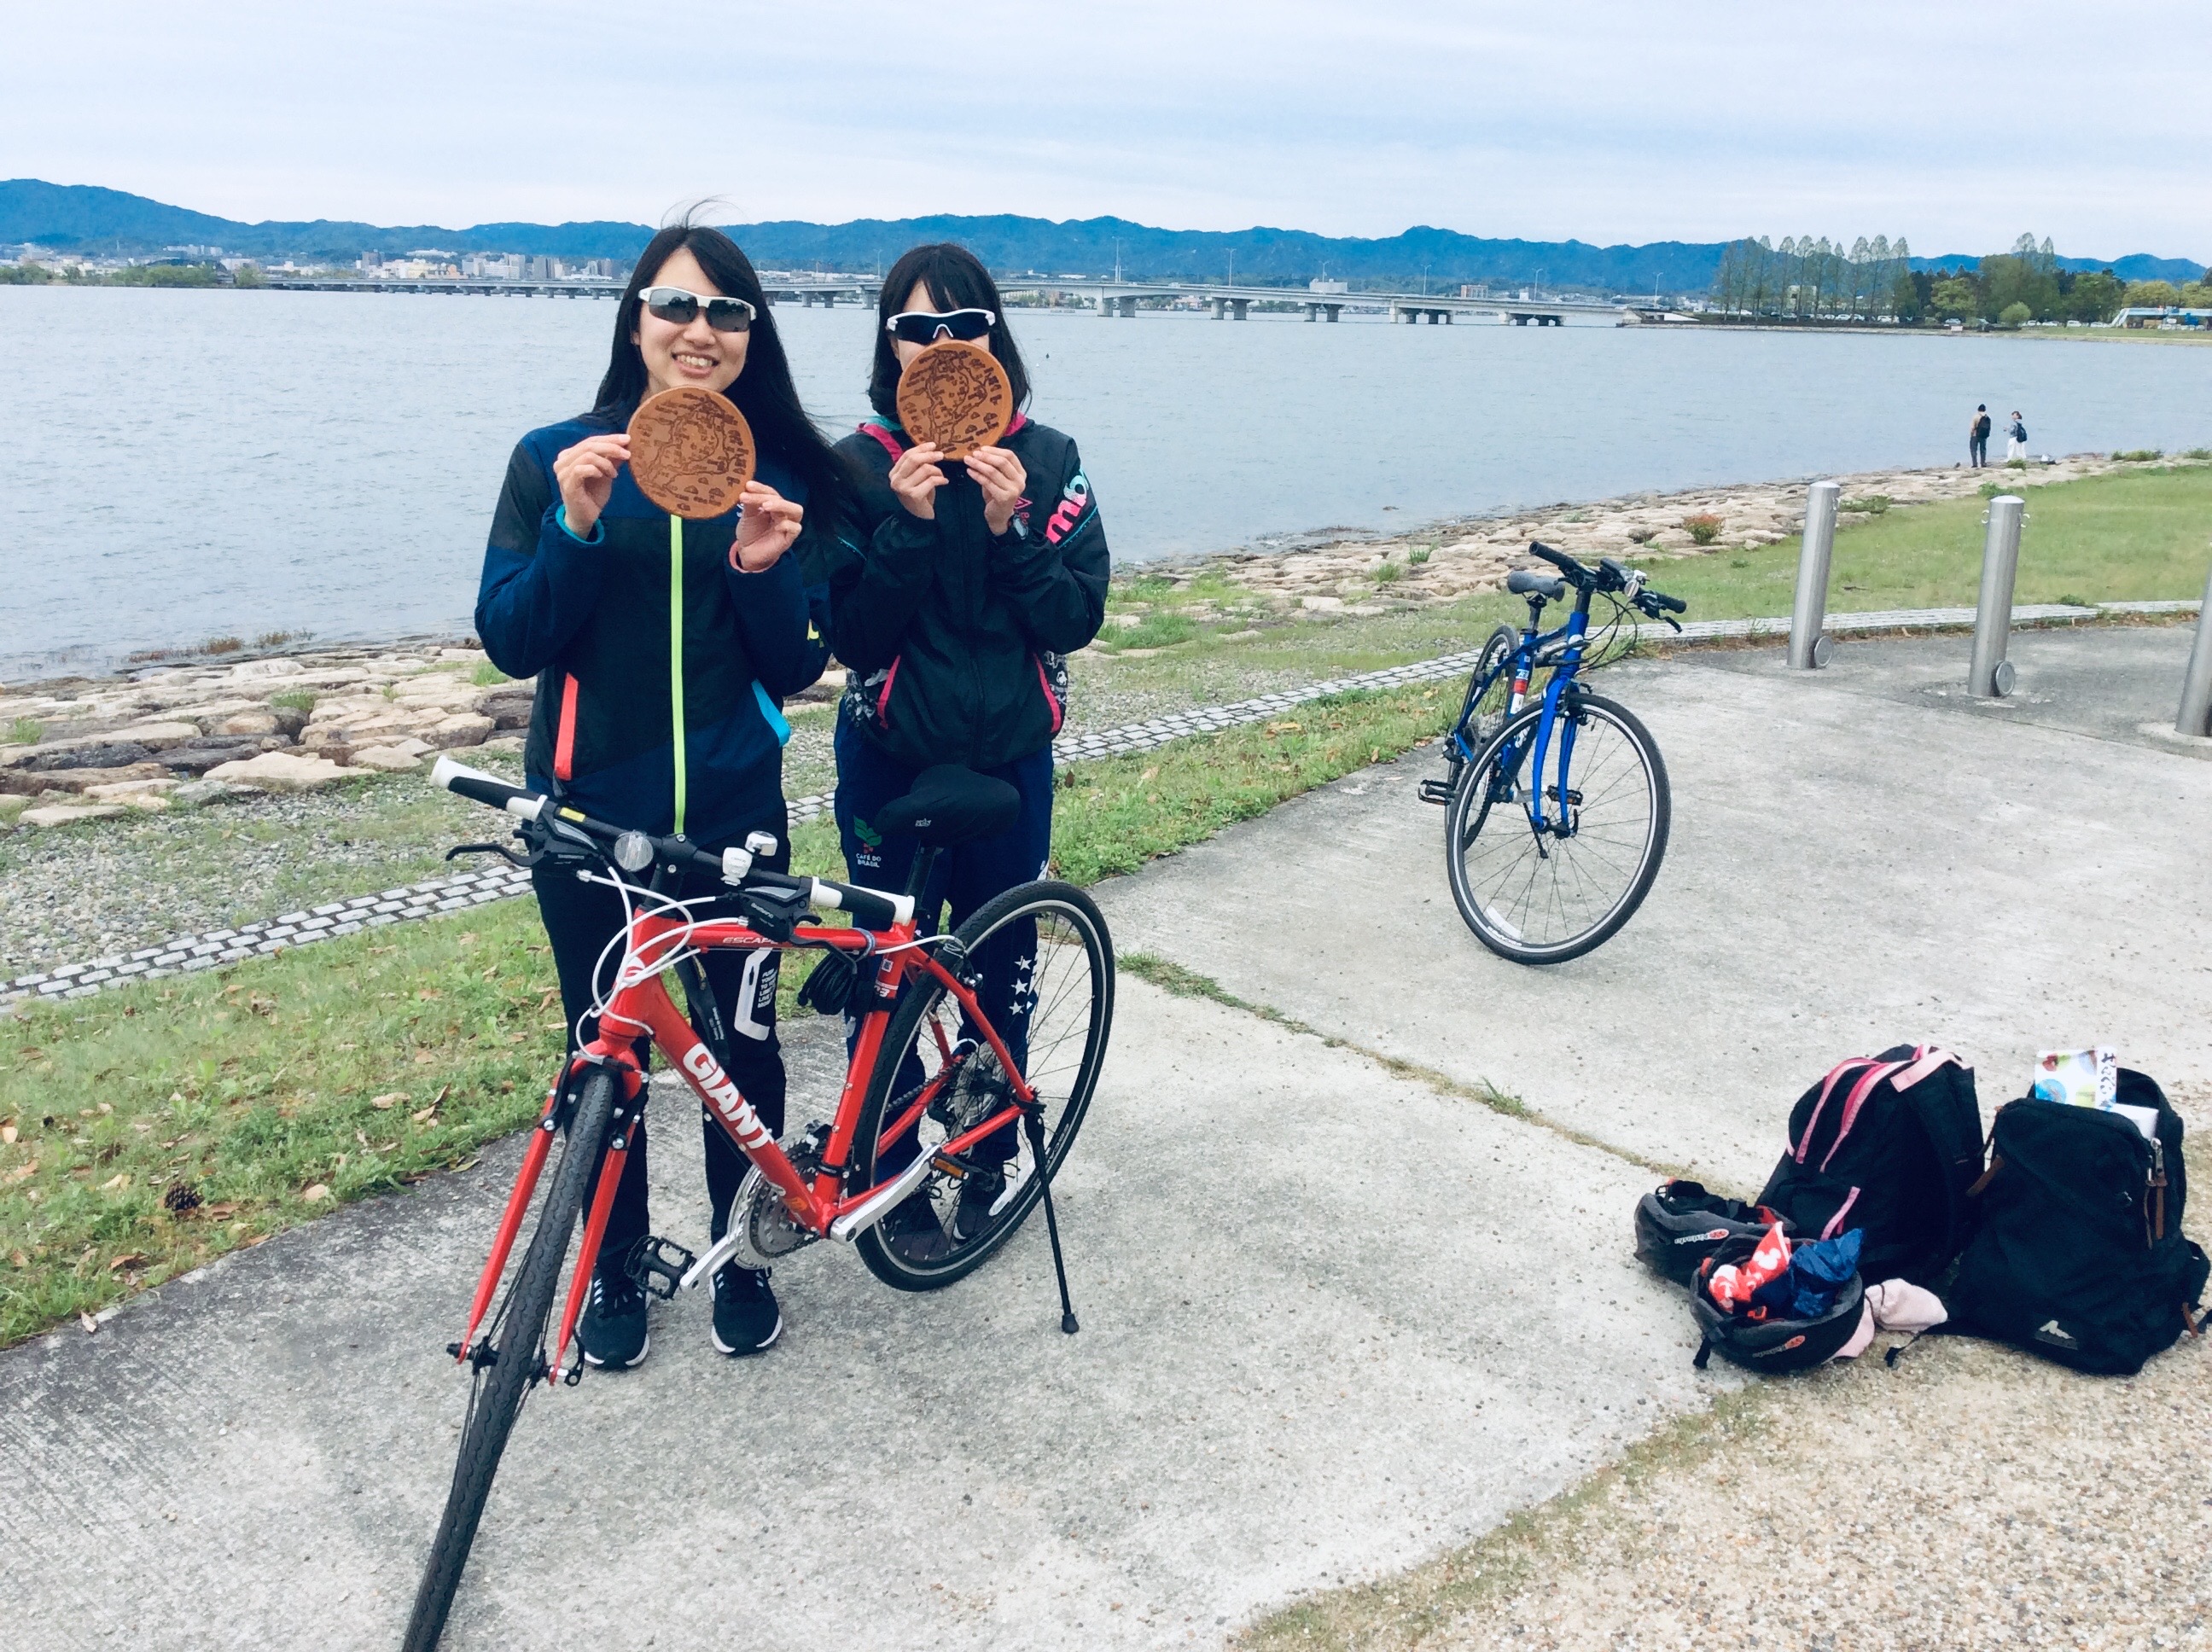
[[1417, 542, 1686, 963]]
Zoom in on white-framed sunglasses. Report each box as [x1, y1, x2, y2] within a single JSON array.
[[885, 307, 997, 346], [638, 286, 756, 332]]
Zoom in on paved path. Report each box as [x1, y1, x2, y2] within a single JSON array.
[[3, 626, 2207, 1649], [1100, 625, 2212, 1191]]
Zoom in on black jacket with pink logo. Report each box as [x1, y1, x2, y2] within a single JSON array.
[[828, 416, 1107, 772]]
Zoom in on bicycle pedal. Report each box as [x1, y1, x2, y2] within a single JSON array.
[[1416, 778, 1455, 806], [627, 1235, 696, 1302]]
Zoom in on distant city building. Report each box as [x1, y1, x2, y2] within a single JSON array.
[[1309, 278, 1348, 294], [1459, 283, 1489, 300]]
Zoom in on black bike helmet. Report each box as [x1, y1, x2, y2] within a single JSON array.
[[1688, 1232, 1867, 1374], [1633, 1179, 1791, 1286]]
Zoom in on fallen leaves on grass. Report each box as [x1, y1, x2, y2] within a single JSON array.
[[106, 1253, 146, 1273], [300, 1184, 331, 1203], [370, 1092, 408, 1110]]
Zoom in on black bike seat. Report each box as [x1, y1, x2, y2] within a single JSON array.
[[876, 765, 1022, 847], [1506, 569, 1568, 601]]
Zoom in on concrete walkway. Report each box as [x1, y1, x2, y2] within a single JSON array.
[[3, 625, 2208, 1649]]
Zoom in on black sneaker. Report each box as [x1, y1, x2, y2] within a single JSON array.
[[579, 1267, 649, 1370], [880, 1191, 952, 1264], [952, 1166, 1008, 1242], [710, 1264, 783, 1356]]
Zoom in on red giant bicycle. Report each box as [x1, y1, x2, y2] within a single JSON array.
[[402, 756, 1114, 1650]]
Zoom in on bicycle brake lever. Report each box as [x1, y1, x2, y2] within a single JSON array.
[[444, 833, 548, 870]]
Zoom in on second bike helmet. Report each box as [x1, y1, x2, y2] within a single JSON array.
[[1633, 1179, 1791, 1287]]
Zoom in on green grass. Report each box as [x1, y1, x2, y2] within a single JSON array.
[[9, 718, 41, 747], [470, 661, 509, 687], [1631, 463, 2212, 621], [269, 689, 316, 714], [0, 685, 1458, 1346]]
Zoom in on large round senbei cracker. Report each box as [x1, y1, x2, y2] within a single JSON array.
[[895, 340, 1013, 458], [626, 387, 755, 519]]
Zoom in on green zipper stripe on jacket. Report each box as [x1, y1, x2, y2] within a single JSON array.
[[669, 512, 687, 836]]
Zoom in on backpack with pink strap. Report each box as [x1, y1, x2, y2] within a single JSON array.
[[1754, 1044, 1985, 1286]]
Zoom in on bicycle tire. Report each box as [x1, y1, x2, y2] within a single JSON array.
[[1444, 690, 1670, 965], [402, 1067, 619, 1651], [853, 880, 1114, 1292]]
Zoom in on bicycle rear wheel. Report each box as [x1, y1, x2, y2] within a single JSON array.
[[1464, 622, 1520, 750], [1445, 690, 1669, 965], [402, 1067, 619, 1652], [853, 881, 1113, 1291]]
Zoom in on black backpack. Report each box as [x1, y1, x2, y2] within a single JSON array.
[[1755, 1044, 1984, 1285], [1947, 1071, 2209, 1376]]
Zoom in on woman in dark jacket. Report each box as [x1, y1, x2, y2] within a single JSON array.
[[475, 220, 847, 1366], [828, 242, 1109, 1259]]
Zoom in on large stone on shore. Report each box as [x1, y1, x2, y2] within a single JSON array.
[[22, 741, 157, 772], [84, 777, 179, 803], [21, 803, 127, 828], [0, 762, 171, 796], [477, 683, 536, 728], [224, 658, 306, 681], [424, 713, 495, 750], [205, 751, 362, 792], [350, 746, 423, 772], [104, 720, 203, 750], [160, 736, 292, 774], [218, 710, 282, 736], [170, 778, 250, 807]]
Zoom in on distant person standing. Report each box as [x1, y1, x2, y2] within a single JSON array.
[[1969, 404, 1993, 467], [2005, 411, 2028, 462]]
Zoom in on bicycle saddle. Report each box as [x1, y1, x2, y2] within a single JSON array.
[[876, 764, 1022, 847], [1506, 569, 1567, 601]]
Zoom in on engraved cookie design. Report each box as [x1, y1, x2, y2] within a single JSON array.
[[895, 340, 1014, 459], [627, 387, 755, 519]]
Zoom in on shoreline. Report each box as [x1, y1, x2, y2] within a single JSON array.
[[0, 451, 2183, 701]]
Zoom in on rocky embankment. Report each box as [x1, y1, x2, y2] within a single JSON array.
[[0, 645, 532, 829], [1199, 453, 2131, 609]]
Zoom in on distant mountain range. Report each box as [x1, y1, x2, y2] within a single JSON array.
[[3, 179, 2202, 290]]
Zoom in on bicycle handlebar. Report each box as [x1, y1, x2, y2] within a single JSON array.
[[432, 757, 917, 930], [1524, 541, 1687, 625]]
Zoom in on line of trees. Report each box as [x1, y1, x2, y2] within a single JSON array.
[[1714, 231, 2209, 326], [1710, 235, 1916, 320]]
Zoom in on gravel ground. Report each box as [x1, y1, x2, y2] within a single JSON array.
[[1247, 1092, 2212, 1652]]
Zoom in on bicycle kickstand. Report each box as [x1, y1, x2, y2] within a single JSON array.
[[1020, 1108, 1080, 1335]]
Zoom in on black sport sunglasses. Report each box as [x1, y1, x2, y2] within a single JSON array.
[[638, 286, 756, 333], [884, 307, 998, 346]]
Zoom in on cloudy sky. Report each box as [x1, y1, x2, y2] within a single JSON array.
[[5, 0, 2201, 258]]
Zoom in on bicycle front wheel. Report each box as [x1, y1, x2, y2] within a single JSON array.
[[1444, 690, 1670, 965], [403, 1067, 619, 1652], [853, 880, 1114, 1292]]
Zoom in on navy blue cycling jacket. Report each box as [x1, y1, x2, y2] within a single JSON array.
[[475, 414, 831, 848]]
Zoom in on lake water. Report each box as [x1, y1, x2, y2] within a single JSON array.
[[7, 285, 2211, 679]]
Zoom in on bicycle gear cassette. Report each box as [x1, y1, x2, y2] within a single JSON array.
[[720, 1128, 826, 1270]]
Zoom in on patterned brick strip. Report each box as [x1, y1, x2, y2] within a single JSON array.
[[5, 597, 2194, 1008]]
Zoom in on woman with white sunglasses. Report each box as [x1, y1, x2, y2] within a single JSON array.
[[827, 242, 1109, 1262], [474, 219, 852, 1369]]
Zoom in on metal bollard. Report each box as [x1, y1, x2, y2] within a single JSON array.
[[2176, 561, 2212, 737], [1968, 495, 2024, 697], [1788, 481, 1840, 669]]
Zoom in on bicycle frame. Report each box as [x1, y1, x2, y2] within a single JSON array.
[[451, 900, 1039, 1383], [1447, 595, 1595, 839]]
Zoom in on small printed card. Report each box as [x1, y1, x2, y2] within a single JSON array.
[[2030, 1047, 2117, 1109]]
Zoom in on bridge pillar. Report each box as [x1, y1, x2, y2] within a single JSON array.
[[1324, 303, 1342, 323], [1118, 295, 1138, 318], [1231, 298, 1249, 320], [1097, 294, 1113, 317], [1212, 296, 1228, 320], [819, 290, 835, 307], [1305, 303, 1318, 322]]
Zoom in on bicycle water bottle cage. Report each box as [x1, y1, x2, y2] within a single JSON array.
[[736, 882, 810, 943], [796, 950, 858, 1016]]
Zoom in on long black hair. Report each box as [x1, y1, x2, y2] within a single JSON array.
[[589, 218, 852, 539], [868, 242, 1033, 423]]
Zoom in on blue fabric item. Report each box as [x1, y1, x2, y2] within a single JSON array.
[[475, 415, 831, 846], [1786, 1228, 1863, 1319], [752, 681, 792, 747], [554, 504, 604, 545]]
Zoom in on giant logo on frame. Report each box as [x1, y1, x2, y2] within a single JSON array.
[[682, 1044, 775, 1150]]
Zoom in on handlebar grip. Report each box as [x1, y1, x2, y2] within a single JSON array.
[[809, 880, 917, 932], [1651, 591, 1687, 614], [1528, 541, 1582, 575], [432, 754, 545, 821]]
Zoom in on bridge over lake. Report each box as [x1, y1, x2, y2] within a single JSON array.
[[259, 270, 1624, 325]]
